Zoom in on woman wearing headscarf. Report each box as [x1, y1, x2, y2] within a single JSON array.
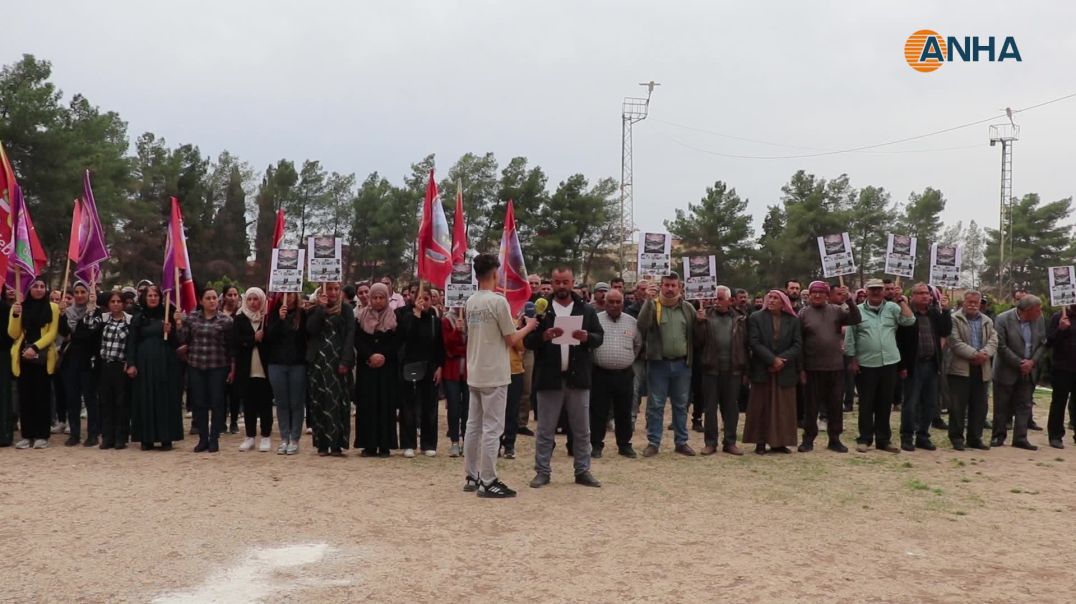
[[58, 281, 101, 447], [396, 286, 444, 457], [354, 283, 398, 457], [233, 287, 275, 452], [127, 284, 183, 450], [306, 281, 355, 456], [9, 278, 61, 449], [743, 290, 803, 454], [265, 291, 307, 455]]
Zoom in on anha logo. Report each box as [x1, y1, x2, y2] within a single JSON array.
[[904, 29, 1022, 72]]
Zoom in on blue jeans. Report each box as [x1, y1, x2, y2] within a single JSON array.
[[901, 360, 938, 441], [645, 359, 691, 447], [188, 366, 228, 444], [268, 364, 306, 443], [443, 379, 469, 443]]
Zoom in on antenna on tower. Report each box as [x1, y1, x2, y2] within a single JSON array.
[[989, 112, 1019, 297], [619, 81, 659, 277]]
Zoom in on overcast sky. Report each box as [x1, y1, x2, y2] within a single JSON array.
[[9, 1, 1076, 238]]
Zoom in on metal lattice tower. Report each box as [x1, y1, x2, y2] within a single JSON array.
[[989, 120, 1019, 297], [619, 81, 659, 275]]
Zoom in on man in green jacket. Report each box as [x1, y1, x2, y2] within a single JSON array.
[[637, 272, 697, 457], [845, 278, 916, 453]]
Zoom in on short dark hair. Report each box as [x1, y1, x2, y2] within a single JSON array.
[[473, 253, 500, 280], [540, 279, 552, 286], [882, 278, 894, 285], [662, 272, 681, 282], [343, 284, 356, 298], [552, 266, 574, 277], [785, 279, 800, 288], [610, 277, 625, 286], [734, 288, 748, 296]]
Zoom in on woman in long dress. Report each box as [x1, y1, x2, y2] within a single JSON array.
[[743, 290, 802, 454], [354, 283, 399, 458], [127, 285, 183, 450], [306, 282, 354, 456]]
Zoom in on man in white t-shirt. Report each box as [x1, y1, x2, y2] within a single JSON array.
[[463, 253, 537, 498]]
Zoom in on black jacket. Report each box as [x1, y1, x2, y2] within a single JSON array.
[[232, 313, 269, 399], [1047, 309, 1076, 372], [264, 308, 307, 366], [396, 306, 445, 370], [897, 306, 953, 376], [524, 294, 604, 391]]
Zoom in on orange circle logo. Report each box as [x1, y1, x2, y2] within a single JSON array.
[[905, 29, 947, 72]]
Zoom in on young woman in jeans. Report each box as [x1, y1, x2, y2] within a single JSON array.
[[442, 308, 467, 457], [177, 287, 235, 453], [265, 292, 307, 455]]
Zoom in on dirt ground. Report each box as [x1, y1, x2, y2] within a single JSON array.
[[2, 392, 1075, 603]]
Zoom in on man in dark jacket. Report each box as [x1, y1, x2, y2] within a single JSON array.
[[525, 266, 604, 488], [896, 282, 952, 451], [1045, 304, 1076, 448], [693, 285, 747, 456]]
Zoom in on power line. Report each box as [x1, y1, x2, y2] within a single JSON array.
[[656, 90, 1076, 161]]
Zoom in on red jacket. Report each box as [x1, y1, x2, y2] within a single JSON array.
[[441, 316, 466, 382]]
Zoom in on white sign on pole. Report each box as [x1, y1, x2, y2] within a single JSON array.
[[444, 262, 477, 308], [307, 235, 342, 283], [269, 248, 305, 293], [637, 232, 672, 280], [928, 243, 961, 288], [1048, 265, 1076, 306], [884, 234, 916, 278], [816, 232, 857, 278], [682, 255, 717, 300]]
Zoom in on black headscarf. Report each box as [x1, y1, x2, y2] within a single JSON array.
[[20, 278, 54, 343]]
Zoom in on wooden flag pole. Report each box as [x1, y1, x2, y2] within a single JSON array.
[[838, 275, 845, 288], [163, 291, 171, 341], [14, 266, 22, 304], [60, 256, 72, 299], [174, 263, 181, 311]]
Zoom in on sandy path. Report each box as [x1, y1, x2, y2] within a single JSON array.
[[2, 405, 1074, 603]]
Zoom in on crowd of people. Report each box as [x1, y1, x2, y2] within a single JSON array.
[[2, 258, 1074, 499]]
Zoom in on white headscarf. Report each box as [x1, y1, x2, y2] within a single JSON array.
[[239, 287, 267, 326]]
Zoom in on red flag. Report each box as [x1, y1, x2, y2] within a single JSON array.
[[67, 199, 82, 261], [496, 200, 532, 315], [451, 182, 468, 268], [162, 197, 197, 312], [0, 141, 20, 280], [416, 169, 452, 287], [272, 209, 285, 248]]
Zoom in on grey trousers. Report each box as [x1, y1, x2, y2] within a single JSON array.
[[992, 378, 1034, 444], [464, 385, 507, 483], [535, 381, 591, 476]]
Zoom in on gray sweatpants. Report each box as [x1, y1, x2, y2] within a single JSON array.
[[464, 385, 507, 484], [535, 381, 591, 476]]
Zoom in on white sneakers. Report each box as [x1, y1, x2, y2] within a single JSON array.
[[285, 442, 299, 455], [277, 440, 289, 455], [50, 422, 67, 434], [423, 449, 436, 457], [32, 439, 48, 449], [403, 448, 415, 458], [239, 437, 255, 452], [449, 443, 461, 457], [15, 439, 30, 449], [259, 437, 271, 452], [15, 439, 48, 449]]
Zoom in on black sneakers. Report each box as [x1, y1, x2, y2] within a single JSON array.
[[463, 475, 480, 492], [477, 479, 517, 498]]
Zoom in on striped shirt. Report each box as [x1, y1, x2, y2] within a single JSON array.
[[593, 311, 641, 371]]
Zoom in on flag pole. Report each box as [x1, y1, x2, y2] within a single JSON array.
[[163, 290, 171, 341], [14, 266, 21, 304], [174, 263, 181, 311]]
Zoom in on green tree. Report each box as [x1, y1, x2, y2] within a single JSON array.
[[664, 180, 755, 287], [846, 185, 896, 285], [898, 187, 947, 281], [985, 194, 1073, 296], [496, 156, 548, 266]]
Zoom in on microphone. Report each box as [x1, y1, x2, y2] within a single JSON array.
[[534, 298, 549, 317], [524, 301, 536, 318]]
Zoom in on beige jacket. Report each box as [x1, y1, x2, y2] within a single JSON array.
[[947, 309, 998, 381]]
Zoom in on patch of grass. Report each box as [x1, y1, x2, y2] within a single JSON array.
[[931, 487, 944, 496], [908, 479, 930, 491], [959, 477, 972, 483], [901, 461, 913, 469], [1011, 488, 1023, 494]]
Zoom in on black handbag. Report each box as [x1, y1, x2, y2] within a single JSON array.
[[402, 361, 427, 382]]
